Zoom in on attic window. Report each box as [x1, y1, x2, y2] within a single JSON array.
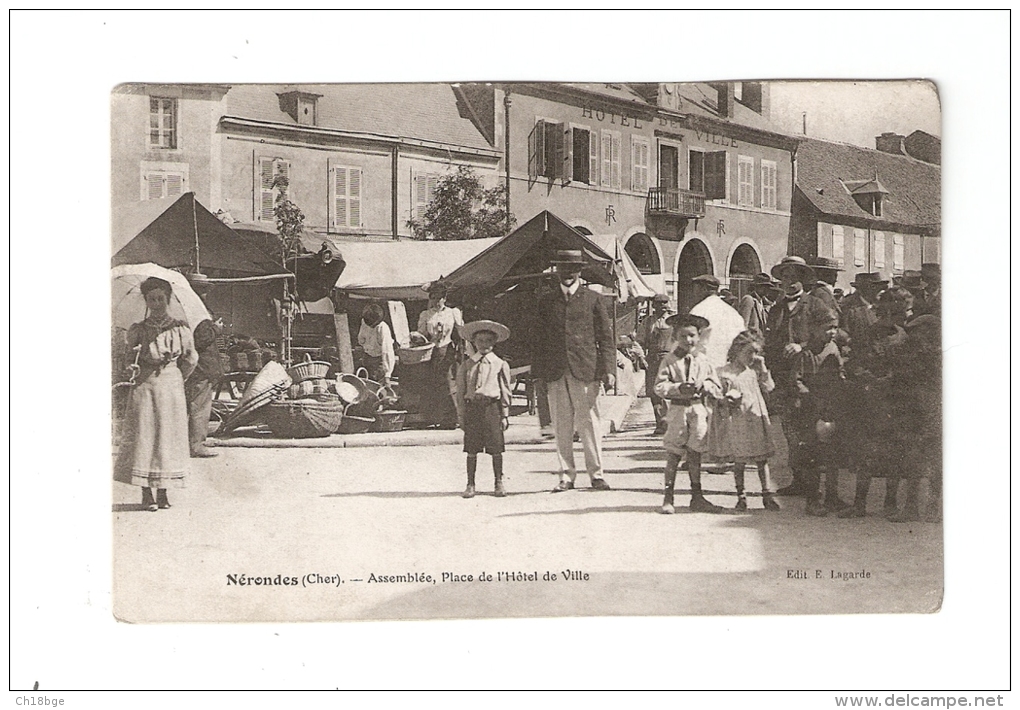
[[844, 177, 889, 218], [278, 90, 322, 126], [853, 192, 883, 217]]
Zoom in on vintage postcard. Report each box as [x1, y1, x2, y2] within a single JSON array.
[[110, 78, 942, 623]]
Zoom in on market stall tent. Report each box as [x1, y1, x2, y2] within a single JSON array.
[[334, 237, 500, 301], [439, 211, 614, 298], [587, 233, 657, 302], [112, 192, 291, 280]]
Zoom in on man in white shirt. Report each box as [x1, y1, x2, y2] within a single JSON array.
[[689, 274, 746, 370]]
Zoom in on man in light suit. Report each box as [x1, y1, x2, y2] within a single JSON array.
[[532, 249, 615, 492]]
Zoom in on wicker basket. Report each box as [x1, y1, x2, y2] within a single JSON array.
[[372, 410, 407, 433], [397, 343, 434, 365], [288, 360, 331, 383], [263, 399, 344, 438], [337, 408, 374, 435]]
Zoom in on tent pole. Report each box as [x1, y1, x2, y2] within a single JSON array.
[[192, 195, 201, 274]]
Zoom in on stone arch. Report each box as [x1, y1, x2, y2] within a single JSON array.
[[623, 231, 662, 275], [674, 236, 715, 314], [726, 238, 764, 300], [569, 220, 596, 236]]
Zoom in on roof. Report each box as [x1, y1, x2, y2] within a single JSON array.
[[561, 83, 652, 106], [673, 83, 778, 132], [222, 83, 494, 152], [795, 138, 941, 231], [334, 237, 500, 300], [112, 193, 291, 278]]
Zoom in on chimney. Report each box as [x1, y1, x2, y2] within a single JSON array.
[[712, 82, 735, 119], [875, 132, 906, 155], [742, 82, 770, 119]]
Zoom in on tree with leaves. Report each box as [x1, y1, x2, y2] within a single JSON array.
[[272, 174, 305, 267], [407, 165, 515, 241]]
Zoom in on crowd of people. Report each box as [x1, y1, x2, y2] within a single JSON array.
[[115, 255, 942, 524]]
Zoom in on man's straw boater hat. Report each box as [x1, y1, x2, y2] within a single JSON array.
[[770, 256, 817, 285]]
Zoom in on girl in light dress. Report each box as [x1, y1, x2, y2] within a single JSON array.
[[710, 331, 780, 511]]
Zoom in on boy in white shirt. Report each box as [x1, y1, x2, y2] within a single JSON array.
[[456, 320, 512, 499]]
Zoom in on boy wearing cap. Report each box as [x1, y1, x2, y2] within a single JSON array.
[[456, 320, 513, 499], [654, 313, 725, 514]]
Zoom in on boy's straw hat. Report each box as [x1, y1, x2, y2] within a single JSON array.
[[460, 319, 510, 343]]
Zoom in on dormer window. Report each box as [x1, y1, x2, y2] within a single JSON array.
[[278, 90, 322, 126], [844, 176, 889, 217]]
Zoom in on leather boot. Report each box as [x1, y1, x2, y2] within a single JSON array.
[[493, 455, 506, 498], [156, 488, 171, 509], [142, 487, 157, 512]]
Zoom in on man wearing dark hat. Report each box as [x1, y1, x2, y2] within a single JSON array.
[[689, 273, 746, 370], [532, 249, 615, 492], [914, 263, 941, 319], [807, 256, 842, 315], [841, 272, 887, 363], [764, 256, 833, 496], [736, 272, 774, 338], [637, 293, 674, 435]]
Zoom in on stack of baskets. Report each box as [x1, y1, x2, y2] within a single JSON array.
[[336, 369, 407, 434], [264, 356, 344, 438]]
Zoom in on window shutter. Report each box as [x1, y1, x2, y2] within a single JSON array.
[[146, 173, 164, 200], [832, 226, 845, 268], [893, 233, 904, 271], [760, 161, 777, 210], [259, 157, 276, 221], [589, 129, 598, 186], [165, 172, 183, 198], [335, 166, 348, 228], [535, 120, 547, 177], [854, 229, 867, 267], [527, 122, 540, 183], [275, 160, 290, 202], [562, 125, 573, 183], [601, 130, 613, 187], [738, 157, 753, 206], [611, 132, 622, 190], [705, 151, 727, 200], [631, 138, 640, 192], [689, 150, 704, 192], [874, 231, 885, 268], [350, 168, 362, 228]]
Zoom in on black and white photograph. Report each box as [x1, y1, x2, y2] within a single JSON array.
[[108, 77, 944, 623], [9, 9, 1011, 700]]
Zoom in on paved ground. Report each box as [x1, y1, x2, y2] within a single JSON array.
[[112, 399, 943, 622]]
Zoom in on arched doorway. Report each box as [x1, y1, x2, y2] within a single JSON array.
[[676, 238, 713, 314], [728, 242, 762, 301], [624, 232, 661, 276]]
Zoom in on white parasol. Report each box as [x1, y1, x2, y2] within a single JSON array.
[[111, 263, 212, 330]]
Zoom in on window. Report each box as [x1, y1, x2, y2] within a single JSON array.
[[561, 125, 597, 184], [412, 169, 440, 220], [737, 155, 754, 206], [329, 159, 362, 230], [631, 136, 650, 193], [831, 225, 845, 268], [257, 157, 290, 222], [854, 228, 867, 267], [874, 231, 886, 268], [600, 129, 622, 190], [527, 119, 563, 181], [893, 233, 904, 272], [689, 149, 727, 200], [149, 97, 178, 149], [761, 159, 778, 210], [140, 162, 188, 200]]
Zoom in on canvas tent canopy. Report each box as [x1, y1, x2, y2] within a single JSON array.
[[587, 234, 656, 302], [439, 211, 614, 298], [334, 237, 500, 301], [112, 193, 291, 281]]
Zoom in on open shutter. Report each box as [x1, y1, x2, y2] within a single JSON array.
[[589, 129, 598, 185], [259, 157, 276, 221], [631, 138, 649, 193], [689, 150, 704, 193], [601, 130, 613, 187], [527, 122, 539, 183], [705, 151, 727, 200], [561, 125, 573, 184], [611, 132, 622, 190], [349, 168, 362, 228]]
